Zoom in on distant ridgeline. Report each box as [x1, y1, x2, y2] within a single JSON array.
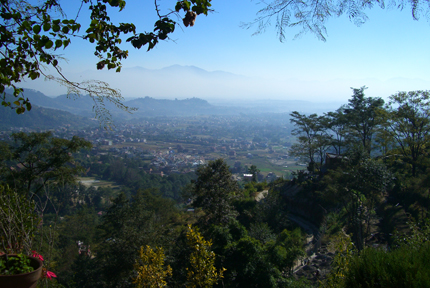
[[0, 91, 95, 129], [3, 88, 243, 120]]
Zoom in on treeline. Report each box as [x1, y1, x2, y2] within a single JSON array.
[[85, 154, 195, 201], [290, 87, 430, 177], [287, 87, 430, 287]]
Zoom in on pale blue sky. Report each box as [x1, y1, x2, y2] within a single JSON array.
[[21, 0, 430, 102]]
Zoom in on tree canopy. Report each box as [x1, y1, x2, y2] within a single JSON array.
[[0, 131, 91, 196], [191, 159, 241, 226]]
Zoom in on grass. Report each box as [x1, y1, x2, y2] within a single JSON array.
[[76, 177, 121, 190]]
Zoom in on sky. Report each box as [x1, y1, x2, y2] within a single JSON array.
[[18, 0, 430, 103]]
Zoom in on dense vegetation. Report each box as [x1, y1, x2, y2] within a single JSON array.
[[2, 87, 430, 287]]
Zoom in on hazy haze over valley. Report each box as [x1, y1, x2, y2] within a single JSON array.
[[19, 64, 430, 103]]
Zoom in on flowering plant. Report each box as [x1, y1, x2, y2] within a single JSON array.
[[0, 186, 55, 279], [32, 251, 57, 280]]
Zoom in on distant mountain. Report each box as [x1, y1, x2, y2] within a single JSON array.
[[4, 85, 342, 121], [0, 101, 95, 130], [4, 88, 122, 118], [4, 88, 245, 118], [125, 96, 241, 117]]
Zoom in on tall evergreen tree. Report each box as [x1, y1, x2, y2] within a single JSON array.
[[191, 159, 241, 226]]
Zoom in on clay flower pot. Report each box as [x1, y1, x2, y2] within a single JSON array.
[[0, 255, 43, 288]]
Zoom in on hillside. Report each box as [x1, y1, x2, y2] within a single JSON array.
[[0, 103, 95, 129], [5, 88, 245, 118]]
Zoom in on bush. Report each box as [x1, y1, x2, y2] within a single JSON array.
[[342, 243, 430, 288]]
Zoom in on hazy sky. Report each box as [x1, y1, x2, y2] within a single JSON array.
[[18, 0, 430, 103]]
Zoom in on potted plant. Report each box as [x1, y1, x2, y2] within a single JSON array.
[[0, 185, 54, 287], [0, 253, 43, 288]]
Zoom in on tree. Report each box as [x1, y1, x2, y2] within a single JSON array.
[[385, 90, 430, 177], [185, 224, 225, 288], [96, 189, 178, 288], [244, 0, 430, 43], [191, 159, 241, 226], [323, 107, 349, 155], [248, 164, 260, 182], [0, 0, 213, 124], [133, 245, 172, 288], [289, 111, 330, 170], [343, 87, 385, 153], [0, 131, 91, 196], [321, 148, 392, 249]]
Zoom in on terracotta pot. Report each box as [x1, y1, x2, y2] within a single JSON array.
[[0, 254, 43, 288]]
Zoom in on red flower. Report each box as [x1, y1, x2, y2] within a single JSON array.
[[31, 251, 44, 261], [46, 271, 57, 280]]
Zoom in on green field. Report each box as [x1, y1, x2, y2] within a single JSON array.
[[77, 177, 121, 190]]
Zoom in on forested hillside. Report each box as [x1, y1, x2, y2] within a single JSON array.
[[2, 88, 430, 288]]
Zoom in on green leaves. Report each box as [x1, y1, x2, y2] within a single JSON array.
[[32, 25, 41, 34], [43, 22, 51, 32], [127, 18, 175, 51], [44, 40, 53, 49], [0, 254, 34, 275], [55, 39, 62, 49]]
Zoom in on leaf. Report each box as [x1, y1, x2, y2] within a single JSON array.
[[32, 25, 41, 34], [45, 40, 53, 49], [43, 23, 51, 32], [52, 24, 60, 32], [55, 39, 62, 49]]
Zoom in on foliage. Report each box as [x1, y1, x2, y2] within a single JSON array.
[[289, 111, 330, 170], [248, 222, 275, 244], [253, 189, 291, 234], [323, 107, 348, 155], [324, 220, 430, 288], [343, 86, 385, 152], [98, 156, 194, 201], [133, 245, 172, 288], [0, 184, 38, 254], [248, 165, 260, 182], [319, 150, 392, 249], [323, 234, 355, 288], [0, 253, 33, 275], [267, 228, 305, 272], [223, 235, 283, 287], [0, 131, 91, 196], [95, 190, 178, 288], [192, 159, 241, 226], [385, 90, 430, 177], [325, 241, 430, 288], [185, 224, 225, 288]]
